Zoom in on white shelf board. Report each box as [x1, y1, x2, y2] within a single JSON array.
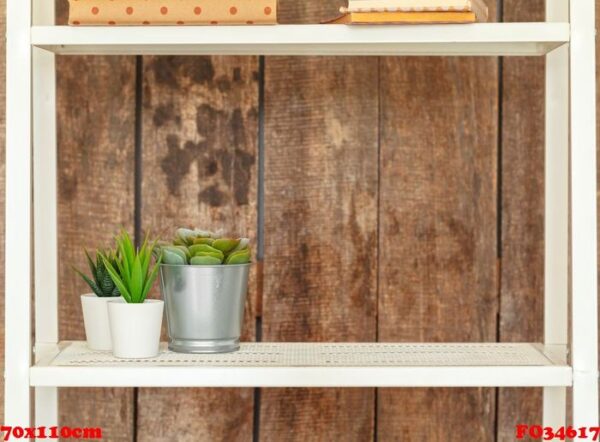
[[30, 342, 572, 388], [31, 23, 569, 56]]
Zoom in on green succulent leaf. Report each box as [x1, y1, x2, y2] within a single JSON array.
[[168, 229, 251, 267], [116, 232, 134, 288], [99, 267, 114, 294], [189, 244, 224, 259], [141, 256, 162, 301], [193, 237, 215, 246], [130, 254, 143, 303], [74, 248, 121, 297], [99, 230, 161, 304], [73, 266, 103, 297], [195, 251, 224, 263], [101, 254, 132, 303], [84, 249, 96, 276], [162, 247, 187, 265], [231, 238, 250, 253], [176, 228, 197, 245], [194, 229, 215, 238], [190, 255, 222, 265], [175, 245, 191, 260], [225, 248, 251, 265], [213, 238, 241, 254], [139, 236, 151, 276]]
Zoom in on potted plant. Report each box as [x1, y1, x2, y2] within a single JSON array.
[[158, 228, 251, 354], [73, 249, 122, 351], [102, 230, 163, 359]]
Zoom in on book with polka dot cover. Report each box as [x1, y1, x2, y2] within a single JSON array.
[[68, 0, 278, 26]]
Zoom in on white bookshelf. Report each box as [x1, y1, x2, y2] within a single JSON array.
[[5, 0, 598, 434]]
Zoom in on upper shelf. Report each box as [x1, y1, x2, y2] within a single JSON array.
[[31, 23, 569, 57]]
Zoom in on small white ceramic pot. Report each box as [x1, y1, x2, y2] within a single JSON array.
[[81, 294, 120, 351], [108, 299, 164, 359]]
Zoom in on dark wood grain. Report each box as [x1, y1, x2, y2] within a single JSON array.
[[136, 55, 259, 442], [497, 1, 546, 439], [55, 2, 136, 440], [377, 9, 499, 438], [260, 1, 379, 438]]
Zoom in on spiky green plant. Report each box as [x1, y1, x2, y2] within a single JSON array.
[[160, 229, 251, 266], [73, 249, 121, 297], [102, 230, 161, 304]]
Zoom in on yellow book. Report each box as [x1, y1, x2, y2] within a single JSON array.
[[328, 11, 477, 24]]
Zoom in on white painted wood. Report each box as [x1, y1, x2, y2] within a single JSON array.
[[4, 0, 32, 427], [32, 0, 59, 429], [543, 387, 567, 428], [33, 0, 58, 347], [30, 23, 569, 56], [570, 0, 600, 429], [34, 388, 57, 428], [29, 342, 572, 388], [543, 0, 569, 428]]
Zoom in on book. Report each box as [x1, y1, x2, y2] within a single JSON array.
[[328, 11, 477, 24], [346, 0, 483, 11], [342, 0, 488, 21], [68, 0, 277, 26]]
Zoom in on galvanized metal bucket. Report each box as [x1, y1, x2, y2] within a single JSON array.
[[159, 263, 250, 353]]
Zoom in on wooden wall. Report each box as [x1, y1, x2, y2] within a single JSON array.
[[0, 0, 598, 440]]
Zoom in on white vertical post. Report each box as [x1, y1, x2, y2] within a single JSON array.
[[32, 0, 59, 428], [4, 0, 33, 427], [570, 0, 599, 430], [543, 0, 569, 428]]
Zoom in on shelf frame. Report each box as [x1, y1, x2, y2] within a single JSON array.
[[30, 23, 570, 56], [4, 0, 599, 433], [30, 342, 572, 388], [543, 0, 570, 428], [569, 0, 600, 429]]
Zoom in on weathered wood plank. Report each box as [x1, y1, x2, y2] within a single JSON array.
[[136, 55, 258, 442], [55, 2, 136, 439], [497, 1, 545, 439], [377, 2, 499, 437], [260, 2, 378, 441]]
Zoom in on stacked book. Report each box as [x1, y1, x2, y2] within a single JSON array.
[[68, 0, 277, 26], [331, 0, 488, 24]]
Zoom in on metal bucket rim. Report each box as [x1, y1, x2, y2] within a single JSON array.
[[159, 263, 252, 269]]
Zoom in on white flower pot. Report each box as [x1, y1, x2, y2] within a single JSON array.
[[80, 294, 121, 351], [108, 299, 164, 359]]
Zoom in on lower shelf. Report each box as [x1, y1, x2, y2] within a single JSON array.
[[30, 341, 571, 388]]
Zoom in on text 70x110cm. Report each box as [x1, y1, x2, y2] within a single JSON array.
[[1, 426, 102, 440]]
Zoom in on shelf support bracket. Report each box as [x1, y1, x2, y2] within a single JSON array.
[[569, 0, 600, 429]]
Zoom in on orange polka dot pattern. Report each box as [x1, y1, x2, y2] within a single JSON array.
[[68, 0, 277, 25]]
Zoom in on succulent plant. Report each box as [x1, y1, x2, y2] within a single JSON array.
[[101, 230, 162, 304], [74, 249, 122, 297], [160, 228, 251, 266]]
